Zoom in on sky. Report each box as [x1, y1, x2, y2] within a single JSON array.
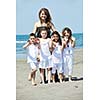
[[16, 0, 83, 34]]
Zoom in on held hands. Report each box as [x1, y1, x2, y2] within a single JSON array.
[[34, 38, 40, 44], [36, 55, 40, 62], [28, 38, 40, 45]]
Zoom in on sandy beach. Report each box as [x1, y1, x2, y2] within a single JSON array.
[[16, 48, 83, 100]]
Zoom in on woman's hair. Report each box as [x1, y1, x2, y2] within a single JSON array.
[[51, 31, 62, 45], [62, 27, 72, 39], [39, 8, 52, 23]]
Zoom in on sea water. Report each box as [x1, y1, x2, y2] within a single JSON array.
[[16, 33, 83, 59]]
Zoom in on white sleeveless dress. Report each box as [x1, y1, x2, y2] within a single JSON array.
[[63, 42, 74, 75], [52, 43, 63, 74], [39, 38, 52, 69]]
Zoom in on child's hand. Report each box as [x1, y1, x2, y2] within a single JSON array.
[[28, 39, 33, 44], [64, 37, 68, 41], [36, 55, 40, 62], [34, 38, 40, 44], [51, 36, 55, 41]]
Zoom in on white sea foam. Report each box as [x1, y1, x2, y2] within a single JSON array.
[[16, 41, 27, 43]]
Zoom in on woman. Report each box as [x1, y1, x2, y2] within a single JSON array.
[[32, 8, 56, 38]]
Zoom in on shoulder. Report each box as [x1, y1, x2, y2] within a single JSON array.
[[47, 38, 51, 41], [34, 21, 41, 27], [49, 22, 54, 26]]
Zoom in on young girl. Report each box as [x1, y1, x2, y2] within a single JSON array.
[[51, 31, 63, 83], [32, 8, 56, 38], [23, 33, 40, 86], [38, 28, 52, 84], [62, 27, 75, 81]]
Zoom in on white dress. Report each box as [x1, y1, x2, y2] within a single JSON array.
[[63, 42, 73, 75], [52, 43, 63, 74], [39, 38, 52, 69]]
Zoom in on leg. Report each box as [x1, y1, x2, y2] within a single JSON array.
[[52, 74, 55, 83], [68, 75, 72, 82], [68, 55, 73, 81], [59, 73, 63, 83], [28, 62, 37, 81], [28, 71, 32, 81], [47, 68, 52, 84], [39, 68, 45, 84], [31, 69, 37, 85], [44, 69, 46, 83], [55, 70, 59, 82]]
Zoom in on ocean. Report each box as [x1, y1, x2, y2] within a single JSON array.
[[16, 33, 83, 59]]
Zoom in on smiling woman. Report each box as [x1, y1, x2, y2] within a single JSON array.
[[16, 0, 83, 34], [16, 1, 83, 100], [32, 7, 56, 38]]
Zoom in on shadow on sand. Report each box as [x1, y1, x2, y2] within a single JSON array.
[[64, 77, 83, 82], [45, 76, 83, 84]]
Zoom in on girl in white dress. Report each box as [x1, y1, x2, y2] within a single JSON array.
[[50, 31, 63, 83], [62, 27, 75, 81], [38, 28, 52, 84]]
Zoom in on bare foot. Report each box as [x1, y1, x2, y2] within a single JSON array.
[[28, 73, 32, 81], [31, 78, 37, 86], [32, 82, 37, 86]]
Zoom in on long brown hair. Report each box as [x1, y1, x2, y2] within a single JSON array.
[[62, 27, 72, 39], [39, 8, 52, 26]]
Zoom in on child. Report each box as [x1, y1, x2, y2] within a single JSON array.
[[51, 31, 63, 83], [32, 7, 56, 38], [38, 27, 52, 84], [62, 27, 75, 81], [23, 33, 40, 86]]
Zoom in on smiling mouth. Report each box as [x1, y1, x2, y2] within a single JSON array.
[[41, 16, 46, 18]]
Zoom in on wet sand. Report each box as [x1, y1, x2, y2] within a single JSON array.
[[16, 48, 83, 100]]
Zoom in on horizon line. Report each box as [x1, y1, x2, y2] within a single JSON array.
[[16, 32, 83, 35]]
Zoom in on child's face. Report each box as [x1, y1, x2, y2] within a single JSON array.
[[30, 36, 35, 43], [64, 30, 70, 38], [53, 34, 59, 42], [40, 11, 47, 21], [40, 30, 47, 39]]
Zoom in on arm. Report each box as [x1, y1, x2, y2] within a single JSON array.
[[70, 39, 75, 48], [50, 22, 56, 32], [23, 42, 30, 49], [36, 44, 40, 62], [32, 22, 38, 34], [61, 39, 66, 50], [23, 38, 33, 48], [49, 39, 53, 53], [71, 36, 75, 42]]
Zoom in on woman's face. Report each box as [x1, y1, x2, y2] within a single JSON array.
[[40, 11, 47, 21]]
